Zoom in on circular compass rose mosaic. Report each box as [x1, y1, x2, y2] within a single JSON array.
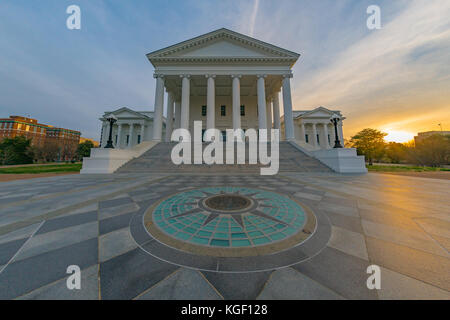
[[144, 187, 315, 255]]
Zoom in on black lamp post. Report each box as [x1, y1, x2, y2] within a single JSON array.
[[330, 114, 343, 148], [104, 114, 117, 149]]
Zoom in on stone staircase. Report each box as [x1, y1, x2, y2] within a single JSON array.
[[116, 142, 331, 174]]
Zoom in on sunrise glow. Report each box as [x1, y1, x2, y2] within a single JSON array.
[[384, 130, 415, 143]]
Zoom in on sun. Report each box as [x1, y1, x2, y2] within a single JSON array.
[[384, 130, 415, 143]]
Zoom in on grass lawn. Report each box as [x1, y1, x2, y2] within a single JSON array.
[[367, 164, 450, 172], [0, 163, 82, 174]]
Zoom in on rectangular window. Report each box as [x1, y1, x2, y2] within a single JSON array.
[[202, 129, 206, 142], [115, 135, 118, 144], [221, 105, 226, 116], [317, 134, 320, 144], [137, 135, 141, 144], [126, 135, 129, 144], [202, 105, 207, 117], [328, 134, 330, 144], [240, 105, 245, 116], [305, 134, 309, 143], [221, 131, 227, 142]]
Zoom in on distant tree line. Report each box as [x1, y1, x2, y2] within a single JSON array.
[[349, 128, 450, 167], [0, 136, 95, 165]]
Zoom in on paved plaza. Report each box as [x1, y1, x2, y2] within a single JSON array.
[[0, 172, 449, 300]]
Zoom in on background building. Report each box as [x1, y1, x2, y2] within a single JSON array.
[[0, 115, 81, 160], [414, 131, 450, 145]]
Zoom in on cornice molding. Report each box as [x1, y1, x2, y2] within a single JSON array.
[[147, 29, 300, 60]]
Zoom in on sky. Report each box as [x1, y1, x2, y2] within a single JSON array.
[[0, 0, 449, 142]]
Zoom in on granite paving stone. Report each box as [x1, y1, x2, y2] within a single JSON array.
[[377, 266, 450, 300], [0, 238, 27, 265], [257, 267, 344, 300], [362, 220, 449, 257], [14, 221, 98, 262], [365, 237, 450, 291], [99, 211, 134, 235], [292, 247, 378, 300], [98, 202, 139, 220], [323, 211, 363, 233], [17, 264, 99, 300], [0, 238, 98, 299], [137, 268, 222, 300], [201, 271, 273, 300], [99, 227, 138, 262], [0, 223, 41, 245], [100, 247, 178, 300], [36, 210, 97, 235], [328, 226, 369, 260]]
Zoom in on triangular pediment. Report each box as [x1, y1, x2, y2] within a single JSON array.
[[147, 28, 300, 65], [103, 107, 150, 120], [177, 39, 270, 57], [296, 107, 341, 119]]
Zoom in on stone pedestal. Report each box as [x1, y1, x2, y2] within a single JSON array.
[[80, 141, 158, 174], [311, 148, 367, 173]]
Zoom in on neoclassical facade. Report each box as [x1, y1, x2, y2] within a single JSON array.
[[83, 28, 366, 174], [146, 28, 298, 143], [100, 29, 346, 150], [282, 107, 345, 150], [99, 108, 165, 148]]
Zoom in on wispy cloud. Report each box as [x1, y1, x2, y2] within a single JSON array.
[[0, 0, 448, 139], [249, 0, 260, 37]]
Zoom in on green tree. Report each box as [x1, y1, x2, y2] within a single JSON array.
[[77, 140, 94, 160], [413, 134, 450, 167], [0, 136, 34, 165], [350, 128, 387, 165], [385, 142, 409, 163]]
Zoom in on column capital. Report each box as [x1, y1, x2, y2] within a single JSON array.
[[282, 73, 293, 79], [205, 74, 216, 79], [153, 73, 165, 79], [180, 74, 191, 79], [257, 74, 267, 79], [231, 74, 242, 79]]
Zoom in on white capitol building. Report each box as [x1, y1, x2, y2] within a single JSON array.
[[83, 28, 365, 174]]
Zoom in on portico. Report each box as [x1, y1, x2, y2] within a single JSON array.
[[81, 28, 367, 174], [146, 28, 299, 142], [281, 107, 346, 150]]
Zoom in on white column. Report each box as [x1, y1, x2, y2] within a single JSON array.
[[180, 75, 191, 131], [266, 98, 273, 130], [152, 74, 165, 141], [206, 75, 215, 130], [140, 123, 145, 143], [128, 123, 134, 148], [232, 75, 241, 130], [165, 92, 174, 142], [339, 123, 344, 145], [101, 122, 107, 147], [311, 123, 318, 148], [174, 100, 181, 129], [282, 74, 295, 141], [117, 123, 123, 148], [323, 123, 330, 149], [273, 92, 281, 130], [300, 122, 306, 142], [257, 75, 267, 132]]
